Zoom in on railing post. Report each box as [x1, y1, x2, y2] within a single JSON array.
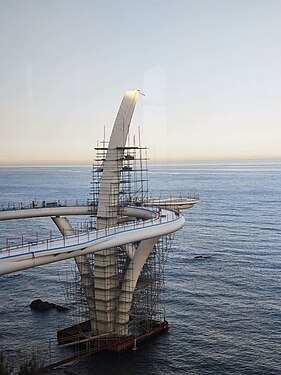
[[6, 238, 10, 256], [46, 239, 48, 250]]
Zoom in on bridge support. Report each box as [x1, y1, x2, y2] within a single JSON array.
[[52, 216, 161, 336], [115, 236, 160, 335], [51, 216, 97, 333], [94, 90, 140, 335], [0, 89, 196, 358], [53, 91, 142, 336]]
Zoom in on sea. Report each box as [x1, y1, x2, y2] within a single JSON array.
[[0, 161, 280, 375]]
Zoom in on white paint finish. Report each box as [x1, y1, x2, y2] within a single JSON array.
[[95, 90, 140, 334], [115, 236, 160, 335], [51, 216, 75, 235], [0, 209, 185, 275], [121, 243, 136, 259], [147, 197, 199, 210], [0, 88, 196, 336], [97, 90, 140, 227], [0, 205, 153, 221], [0, 206, 91, 221]]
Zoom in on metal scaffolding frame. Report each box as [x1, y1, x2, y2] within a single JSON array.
[[62, 136, 172, 339]]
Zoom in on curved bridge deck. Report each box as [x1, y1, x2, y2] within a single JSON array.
[[0, 207, 185, 276]]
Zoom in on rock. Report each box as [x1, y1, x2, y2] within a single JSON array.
[[30, 299, 69, 312], [30, 299, 52, 311]]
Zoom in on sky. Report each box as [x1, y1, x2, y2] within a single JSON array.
[[0, 0, 281, 164]]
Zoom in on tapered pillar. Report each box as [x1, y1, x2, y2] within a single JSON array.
[[115, 236, 160, 335], [52, 216, 97, 333], [95, 90, 140, 335]]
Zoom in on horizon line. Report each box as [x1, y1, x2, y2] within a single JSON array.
[[1, 156, 281, 167]]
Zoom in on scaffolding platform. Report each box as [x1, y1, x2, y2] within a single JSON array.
[[38, 320, 169, 371], [57, 319, 168, 350]]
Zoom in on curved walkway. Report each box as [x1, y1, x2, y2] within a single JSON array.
[[0, 207, 185, 276]]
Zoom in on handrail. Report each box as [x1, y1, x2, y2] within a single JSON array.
[[0, 199, 93, 212], [0, 194, 199, 212], [0, 207, 181, 260]]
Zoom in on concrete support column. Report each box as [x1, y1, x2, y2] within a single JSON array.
[[121, 243, 136, 260], [51, 216, 97, 333], [115, 236, 160, 335], [93, 248, 119, 334], [94, 90, 140, 335]]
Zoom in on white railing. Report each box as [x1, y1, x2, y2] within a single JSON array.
[[0, 208, 179, 259], [147, 194, 199, 202], [0, 199, 92, 212], [0, 193, 199, 212]]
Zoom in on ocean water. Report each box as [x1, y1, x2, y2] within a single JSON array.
[[0, 161, 280, 374]]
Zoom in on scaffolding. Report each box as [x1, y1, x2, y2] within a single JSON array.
[[129, 233, 174, 335], [62, 134, 173, 341], [90, 139, 149, 218]]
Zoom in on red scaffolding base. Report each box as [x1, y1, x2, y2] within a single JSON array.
[[57, 319, 169, 352], [40, 320, 169, 371]]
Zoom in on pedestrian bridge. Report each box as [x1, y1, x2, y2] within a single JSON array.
[[0, 205, 185, 276], [0, 90, 198, 337]]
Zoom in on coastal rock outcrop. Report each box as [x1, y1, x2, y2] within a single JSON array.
[[30, 299, 69, 312]]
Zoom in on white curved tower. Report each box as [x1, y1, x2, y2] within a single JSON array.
[[0, 91, 198, 350], [94, 90, 140, 335]]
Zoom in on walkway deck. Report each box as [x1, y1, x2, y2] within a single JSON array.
[[0, 207, 185, 276]]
